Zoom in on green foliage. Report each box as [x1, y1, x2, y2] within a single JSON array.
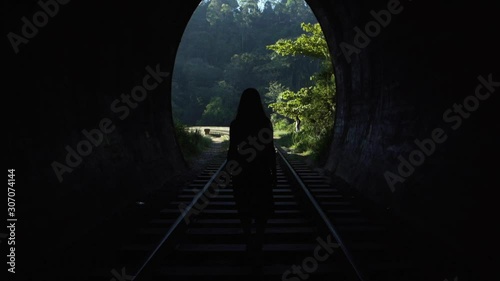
[[207, 0, 239, 26], [267, 23, 335, 133], [172, 0, 320, 126], [267, 23, 330, 60], [274, 131, 293, 148], [174, 121, 213, 159], [198, 96, 235, 125], [264, 81, 286, 104], [270, 113, 294, 131], [266, 22, 336, 163], [270, 88, 307, 120], [290, 126, 333, 161], [197, 80, 239, 125], [174, 1, 336, 164]]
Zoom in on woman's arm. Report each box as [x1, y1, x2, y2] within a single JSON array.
[[227, 122, 238, 162], [268, 122, 277, 186]]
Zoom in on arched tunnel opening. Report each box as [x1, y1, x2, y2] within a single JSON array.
[[172, 0, 335, 164], [5, 0, 498, 280]]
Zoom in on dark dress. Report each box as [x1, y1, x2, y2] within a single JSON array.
[[227, 117, 276, 221]]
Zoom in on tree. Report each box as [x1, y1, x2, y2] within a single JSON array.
[[239, 0, 260, 15], [198, 81, 238, 125], [264, 81, 287, 104], [224, 52, 267, 90], [172, 0, 322, 126], [267, 22, 335, 134], [207, 0, 238, 26], [262, 1, 274, 16], [267, 23, 330, 61]]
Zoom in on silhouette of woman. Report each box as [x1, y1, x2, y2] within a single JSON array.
[[227, 88, 276, 262]]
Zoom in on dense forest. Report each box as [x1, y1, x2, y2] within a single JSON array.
[[172, 0, 336, 159]]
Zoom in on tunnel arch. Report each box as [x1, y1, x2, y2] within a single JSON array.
[[163, 0, 495, 247], [130, 2, 499, 278], [6, 0, 497, 279]]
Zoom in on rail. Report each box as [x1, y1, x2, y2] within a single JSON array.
[[275, 145, 367, 281], [132, 160, 228, 280]]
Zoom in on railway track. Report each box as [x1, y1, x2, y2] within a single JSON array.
[[96, 145, 447, 281]]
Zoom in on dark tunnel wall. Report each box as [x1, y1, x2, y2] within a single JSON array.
[[5, 0, 498, 279], [317, 0, 498, 277], [5, 0, 199, 276]]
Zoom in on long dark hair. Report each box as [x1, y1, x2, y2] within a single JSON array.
[[235, 88, 267, 122]]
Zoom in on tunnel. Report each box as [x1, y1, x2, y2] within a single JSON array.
[[5, 0, 498, 280]]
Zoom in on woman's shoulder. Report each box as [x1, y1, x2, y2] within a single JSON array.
[[230, 117, 271, 129], [262, 117, 272, 128]]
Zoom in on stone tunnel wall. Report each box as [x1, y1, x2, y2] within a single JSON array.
[[318, 0, 498, 275], [6, 0, 198, 272], [5, 0, 498, 277]]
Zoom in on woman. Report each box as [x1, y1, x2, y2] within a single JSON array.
[[227, 88, 276, 262]]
